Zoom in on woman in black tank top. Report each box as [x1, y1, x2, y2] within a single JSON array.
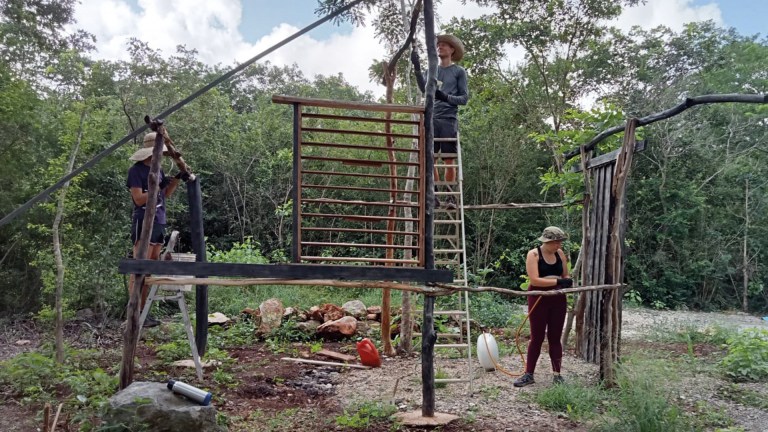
[[514, 226, 573, 388]]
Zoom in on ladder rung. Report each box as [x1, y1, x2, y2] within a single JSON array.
[[434, 310, 468, 315], [435, 191, 461, 196], [435, 208, 460, 213], [437, 333, 462, 338], [434, 378, 470, 384], [434, 181, 458, 186], [434, 220, 462, 225], [434, 249, 463, 254], [435, 152, 459, 157], [435, 343, 469, 349], [434, 235, 460, 240], [435, 260, 461, 265]]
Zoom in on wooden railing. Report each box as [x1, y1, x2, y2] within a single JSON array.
[[272, 95, 427, 267]]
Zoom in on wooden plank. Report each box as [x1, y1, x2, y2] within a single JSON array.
[[573, 140, 646, 172], [272, 94, 424, 114], [303, 127, 417, 139], [302, 169, 420, 181], [315, 349, 357, 362], [119, 260, 454, 282], [301, 141, 420, 153], [303, 198, 419, 208], [301, 184, 421, 195], [302, 241, 419, 250], [302, 227, 418, 236], [302, 155, 419, 167], [302, 256, 419, 264], [302, 112, 419, 125], [187, 178, 208, 357], [281, 357, 370, 369], [302, 212, 419, 222], [293, 104, 302, 263]]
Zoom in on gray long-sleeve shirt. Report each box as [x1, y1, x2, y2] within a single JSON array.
[[435, 64, 469, 120]]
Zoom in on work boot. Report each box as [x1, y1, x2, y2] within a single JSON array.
[[513, 372, 535, 387], [445, 196, 458, 210], [143, 315, 161, 328], [553, 374, 565, 385], [434, 196, 442, 209]]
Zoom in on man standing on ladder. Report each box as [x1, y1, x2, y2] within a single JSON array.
[[411, 34, 470, 209]]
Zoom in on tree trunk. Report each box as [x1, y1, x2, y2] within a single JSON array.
[[742, 178, 749, 312], [53, 110, 86, 364]]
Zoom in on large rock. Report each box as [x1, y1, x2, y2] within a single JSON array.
[[103, 381, 223, 432], [317, 316, 357, 339], [257, 298, 285, 336], [342, 300, 367, 318], [295, 319, 323, 335], [314, 304, 344, 323]]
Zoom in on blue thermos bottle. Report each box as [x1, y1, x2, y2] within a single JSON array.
[[167, 380, 212, 406]]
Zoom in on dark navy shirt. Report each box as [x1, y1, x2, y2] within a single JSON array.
[[435, 64, 469, 120], [126, 162, 167, 224]]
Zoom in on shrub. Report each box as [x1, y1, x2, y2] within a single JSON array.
[[719, 328, 768, 382], [533, 379, 601, 420]]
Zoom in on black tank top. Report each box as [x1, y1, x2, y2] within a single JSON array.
[[537, 246, 563, 278]]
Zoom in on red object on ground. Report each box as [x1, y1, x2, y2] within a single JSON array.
[[356, 338, 382, 367]]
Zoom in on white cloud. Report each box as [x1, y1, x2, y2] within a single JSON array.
[[70, 0, 725, 100], [614, 0, 723, 32]]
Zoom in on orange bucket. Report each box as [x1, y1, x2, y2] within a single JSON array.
[[356, 338, 382, 368]]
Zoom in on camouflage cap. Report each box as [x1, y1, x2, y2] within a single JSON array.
[[538, 226, 568, 243]]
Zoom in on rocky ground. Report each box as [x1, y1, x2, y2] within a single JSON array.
[[1, 307, 767, 431]]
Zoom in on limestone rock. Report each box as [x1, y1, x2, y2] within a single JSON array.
[[317, 303, 344, 323], [296, 320, 323, 335], [103, 381, 223, 432], [257, 298, 285, 336], [317, 316, 357, 339], [207, 312, 230, 325], [366, 305, 382, 315], [342, 300, 367, 318]]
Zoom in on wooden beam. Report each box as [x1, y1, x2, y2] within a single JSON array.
[[187, 177, 208, 356], [118, 260, 454, 282], [463, 201, 573, 210], [302, 112, 419, 125], [571, 140, 646, 172], [563, 94, 768, 161], [272, 94, 424, 114], [303, 127, 418, 139], [281, 357, 371, 369]]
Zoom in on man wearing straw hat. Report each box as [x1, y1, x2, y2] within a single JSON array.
[[125, 132, 187, 327], [411, 34, 470, 209]]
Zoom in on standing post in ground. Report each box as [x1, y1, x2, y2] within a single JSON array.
[[188, 177, 208, 356]]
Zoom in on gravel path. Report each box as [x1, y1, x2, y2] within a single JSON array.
[[334, 306, 768, 431]]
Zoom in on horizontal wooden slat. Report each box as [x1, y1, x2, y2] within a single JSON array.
[[302, 112, 420, 125], [302, 155, 419, 166], [302, 256, 420, 264], [301, 141, 419, 153], [119, 259, 452, 282], [302, 184, 421, 194], [434, 152, 458, 157], [303, 198, 419, 208], [303, 127, 418, 139], [303, 169, 420, 181], [272, 95, 424, 114], [302, 242, 419, 250], [303, 212, 419, 222], [303, 227, 418, 235]]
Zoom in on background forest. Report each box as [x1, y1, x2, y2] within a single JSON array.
[[1, 0, 767, 322]]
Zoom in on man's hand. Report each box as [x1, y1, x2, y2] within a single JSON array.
[[435, 89, 449, 102], [556, 278, 574, 288], [174, 171, 192, 183], [410, 50, 421, 68]]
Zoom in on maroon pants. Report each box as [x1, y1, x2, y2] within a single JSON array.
[[525, 292, 567, 374]]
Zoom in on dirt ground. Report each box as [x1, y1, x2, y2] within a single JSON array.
[[1, 307, 767, 431]]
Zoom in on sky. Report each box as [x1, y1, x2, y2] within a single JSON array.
[[69, 0, 765, 97]]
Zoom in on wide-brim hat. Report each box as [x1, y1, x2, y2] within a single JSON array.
[[437, 34, 465, 62], [129, 132, 168, 161], [538, 226, 568, 243]]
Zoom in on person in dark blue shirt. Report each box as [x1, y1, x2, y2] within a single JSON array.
[[125, 132, 183, 327]]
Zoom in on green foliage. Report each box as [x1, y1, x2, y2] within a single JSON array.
[[719, 328, 768, 382], [533, 379, 602, 420], [470, 292, 521, 328], [207, 320, 256, 349], [0, 347, 118, 428], [335, 401, 396, 429], [716, 383, 768, 410], [207, 237, 269, 264]]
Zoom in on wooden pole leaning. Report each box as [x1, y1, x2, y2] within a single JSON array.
[[119, 130, 165, 390]]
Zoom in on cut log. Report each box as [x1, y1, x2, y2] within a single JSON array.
[[315, 349, 357, 362], [280, 357, 370, 369]]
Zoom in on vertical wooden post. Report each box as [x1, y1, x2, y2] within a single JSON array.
[[421, 0, 437, 418], [292, 103, 302, 263], [188, 177, 208, 356], [120, 130, 164, 389]]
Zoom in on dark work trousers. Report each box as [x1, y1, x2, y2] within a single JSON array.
[[525, 292, 567, 374]]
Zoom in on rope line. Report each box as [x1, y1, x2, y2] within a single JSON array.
[[0, 0, 365, 228]]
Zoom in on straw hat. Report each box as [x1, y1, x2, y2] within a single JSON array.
[[538, 226, 568, 243], [437, 34, 465, 62], [129, 132, 168, 161]]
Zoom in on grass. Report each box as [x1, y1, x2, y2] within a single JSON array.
[[717, 383, 768, 410], [531, 378, 602, 420]]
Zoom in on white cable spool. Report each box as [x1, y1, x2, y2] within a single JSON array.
[[476, 332, 499, 371]]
